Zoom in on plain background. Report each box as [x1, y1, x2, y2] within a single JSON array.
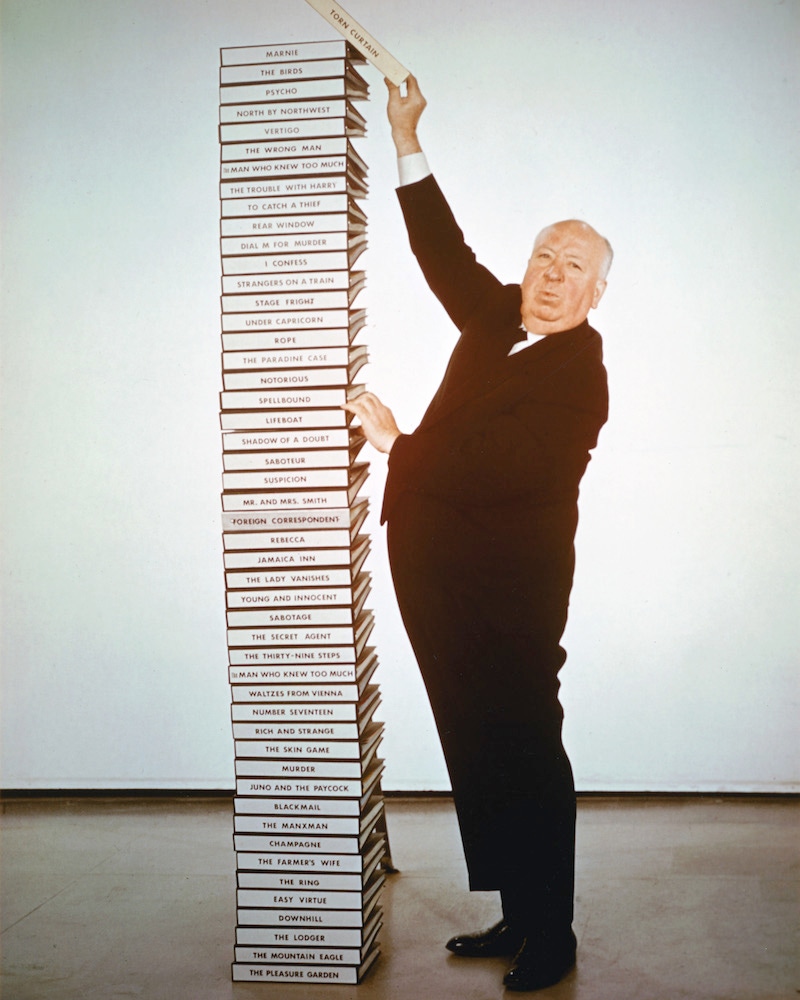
[[1, 0, 798, 792]]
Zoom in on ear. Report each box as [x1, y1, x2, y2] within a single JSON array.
[[591, 279, 607, 310]]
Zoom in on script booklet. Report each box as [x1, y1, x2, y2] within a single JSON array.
[[302, 0, 409, 85]]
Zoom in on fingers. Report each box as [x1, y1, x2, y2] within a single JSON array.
[[405, 74, 422, 99], [385, 73, 425, 107], [384, 73, 418, 87], [344, 390, 380, 406], [341, 392, 401, 454], [342, 390, 382, 416]]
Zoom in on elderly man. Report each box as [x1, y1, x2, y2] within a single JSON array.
[[345, 76, 610, 992]]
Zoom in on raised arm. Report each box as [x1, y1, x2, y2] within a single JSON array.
[[386, 77, 504, 330]]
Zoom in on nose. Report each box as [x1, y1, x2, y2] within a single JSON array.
[[544, 259, 564, 281]]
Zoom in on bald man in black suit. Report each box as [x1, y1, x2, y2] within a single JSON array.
[[345, 76, 611, 993]]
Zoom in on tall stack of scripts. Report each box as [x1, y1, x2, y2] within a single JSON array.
[[218, 39, 384, 985]]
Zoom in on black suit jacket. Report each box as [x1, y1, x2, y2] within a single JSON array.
[[383, 174, 607, 530]]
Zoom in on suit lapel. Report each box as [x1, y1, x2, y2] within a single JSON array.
[[420, 317, 595, 432]]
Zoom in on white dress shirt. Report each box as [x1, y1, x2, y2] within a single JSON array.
[[397, 151, 432, 186]]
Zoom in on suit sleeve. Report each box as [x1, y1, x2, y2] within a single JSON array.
[[397, 175, 504, 331]]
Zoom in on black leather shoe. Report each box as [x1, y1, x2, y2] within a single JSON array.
[[446, 919, 525, 957], [503, 932, 577, 991]]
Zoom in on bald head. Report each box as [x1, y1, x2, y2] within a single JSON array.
[[534, 220, 614, 280], [520, 219, 612, 335]]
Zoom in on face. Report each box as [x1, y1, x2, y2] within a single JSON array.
[[520, 221, 608, 335]]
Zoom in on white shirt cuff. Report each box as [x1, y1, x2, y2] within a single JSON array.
[[398, 152, 432, 186]]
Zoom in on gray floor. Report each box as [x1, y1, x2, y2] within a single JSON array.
[[0, 796, 797, 1000]]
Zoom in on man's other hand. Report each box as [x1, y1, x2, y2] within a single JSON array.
[[342, 391, 402, 454]]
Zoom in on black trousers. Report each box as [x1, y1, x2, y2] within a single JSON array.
[[387, 498, 576, 937]]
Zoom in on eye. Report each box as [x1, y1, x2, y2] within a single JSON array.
[[568, 261, 583, 271]]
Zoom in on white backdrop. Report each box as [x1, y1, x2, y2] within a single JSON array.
[[1, 0, 798, 791]]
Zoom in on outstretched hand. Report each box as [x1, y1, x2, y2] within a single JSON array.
[[385, 74, 426, 156], [342, 391, 402, 455]]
